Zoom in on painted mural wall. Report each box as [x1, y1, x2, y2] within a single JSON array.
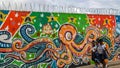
[[0, 10, 120, 68]]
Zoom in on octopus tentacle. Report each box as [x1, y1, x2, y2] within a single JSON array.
[[57, 46, 73, 68], [12, 38, 53, 52]]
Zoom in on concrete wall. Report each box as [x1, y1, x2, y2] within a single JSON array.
[[0, 10, 120, 68]]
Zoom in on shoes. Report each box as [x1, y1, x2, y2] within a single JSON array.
[[99, 63, 103, 68], [94, 64, 98, 68], [105, 65, 108, 68], [94, 66, 98, 68]]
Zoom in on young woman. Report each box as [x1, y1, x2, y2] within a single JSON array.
[[96, 39, 109, 68], [91, 40, 99, 68]]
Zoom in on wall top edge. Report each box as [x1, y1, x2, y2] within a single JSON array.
[[0, 2, 120, 15]]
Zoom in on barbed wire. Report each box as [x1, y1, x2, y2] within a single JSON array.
[[0, 1, 120, 15]]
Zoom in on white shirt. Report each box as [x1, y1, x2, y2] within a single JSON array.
[[97, 44, 106, 54]]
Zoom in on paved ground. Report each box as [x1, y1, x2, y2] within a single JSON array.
[[109, 65, 120, 68], [78, 60, 120, 68]]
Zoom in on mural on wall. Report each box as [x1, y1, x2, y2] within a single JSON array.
[[0, 10, 120, 68]]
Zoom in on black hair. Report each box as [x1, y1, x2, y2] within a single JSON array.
[[98, 39, 103, 43], [96, 38, 103, 45]]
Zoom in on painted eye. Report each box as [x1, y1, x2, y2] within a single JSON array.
[[65, 31, 72, 41], [89, 34, 94, 39]]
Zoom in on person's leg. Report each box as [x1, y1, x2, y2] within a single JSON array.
[[94, 62, 98, 68], [103, 52, 108, 68], [103, 63, 106, 68], [104, 59, 108, 68], [94, 58, 102, 68], [102, 60, 108, 68], [93, 52, 99, 68]]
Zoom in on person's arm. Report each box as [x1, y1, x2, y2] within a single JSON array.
[[102, 44, 110, 56], [104, 47, 110, 57]]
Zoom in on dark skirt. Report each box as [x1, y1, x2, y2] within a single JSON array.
[[92, 50, 108, 63]]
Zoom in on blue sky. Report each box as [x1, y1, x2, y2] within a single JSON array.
[[0, 0, 120, 9]]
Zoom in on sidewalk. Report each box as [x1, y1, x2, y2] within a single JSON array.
[[78, 60, 120, 68]]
